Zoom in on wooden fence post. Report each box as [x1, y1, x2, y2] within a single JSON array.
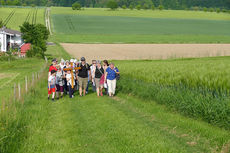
[[18, 83, 21, 100], [25, 76, 28, 93], [14, 83, 16, 101], [32, 73, 34, 85]]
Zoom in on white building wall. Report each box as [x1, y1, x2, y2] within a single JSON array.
[[0, 33, 7, 52]]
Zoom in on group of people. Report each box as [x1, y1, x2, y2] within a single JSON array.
[[48, 57, 120, 101]]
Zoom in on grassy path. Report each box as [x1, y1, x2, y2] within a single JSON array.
[[14, 81, 230, 153]]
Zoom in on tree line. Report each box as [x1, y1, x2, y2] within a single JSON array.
[[0, 0, 229, 9]]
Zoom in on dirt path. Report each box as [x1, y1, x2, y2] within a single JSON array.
[[61, 43, 230, 61]]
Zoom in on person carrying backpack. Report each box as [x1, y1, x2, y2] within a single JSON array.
[[77, 57, 91, 96]]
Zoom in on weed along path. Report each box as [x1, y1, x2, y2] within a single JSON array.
[[15, 80, 230, 153]]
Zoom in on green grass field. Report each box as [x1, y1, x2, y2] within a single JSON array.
[[1, 6, 230, 153], [51, 7, 230, 43], [0, 7, 45, 30]]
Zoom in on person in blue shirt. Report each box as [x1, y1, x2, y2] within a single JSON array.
[[104, 63, 120, 97]]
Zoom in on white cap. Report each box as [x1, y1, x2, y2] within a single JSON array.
[[70, 59, 74, 63]]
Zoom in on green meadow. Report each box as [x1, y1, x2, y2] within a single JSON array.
[[1, 45, 230, 153], [51, 7, 230, 43], [0, 7, 45, 30], [0, 6, 230, 153]]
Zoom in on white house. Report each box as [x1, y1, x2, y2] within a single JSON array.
[[0, 26, 23, 52]]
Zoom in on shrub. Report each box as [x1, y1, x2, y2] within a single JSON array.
[[20, 22, 49, 58], [209, 7, 214, 12], [136, 4, 141, 10], [216, 8, 220, 13], [107, 0, 118, 10], [22, 3, 26, 7], [151, 5, 155, 10], [122, 5, 126, 9], [158, 5, 164, 10], [192, 6, 199, 11], [72, 2, 81, 10], [143, 3, 149, 10], [31, 4, 35, 7], [129, 4, 134, 10], [203, 7, 207, 12], [221, 9, 227, 12]]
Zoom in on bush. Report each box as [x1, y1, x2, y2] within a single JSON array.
[[143, 3, 149, 10], [20, 22, 49, 58], [31, 4, 35, 7], [192, 6, 199, 11], [158, 5, 164, 10], [203, 7, 207, 12], [151, 5, 155, 10], [129, 4, 134, 10], [222, 9, 227, 12], [22, 3, 26, 7], [107, 0, 118, 10], [216, 8, 220, 13], [122, 5, 126, 9], [72, 2, 81, 10], [136, 4, 141, 10], [209, 7, 214, 12]]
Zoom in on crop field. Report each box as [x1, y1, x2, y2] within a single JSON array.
[[51, 7, 230, 43], [0, 7, 45, 30], [62, 43, 230, 61]]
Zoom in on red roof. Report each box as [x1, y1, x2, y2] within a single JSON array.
[[21, 43, 31, 54]]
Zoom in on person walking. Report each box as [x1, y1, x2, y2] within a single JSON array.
[[103, 60, 109, 94], [66, 69, 75, 98], [56, 66, 64, 99], [90, 60, 96, 92], [77, 57, 91, 96], [48, 70, 56, 101], [104, 63, 120, 97], [93, 60, 104, 97]]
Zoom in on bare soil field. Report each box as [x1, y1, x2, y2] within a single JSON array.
[[61, 43, 230, 61]]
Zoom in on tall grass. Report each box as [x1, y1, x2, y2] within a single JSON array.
[[116, 57, 230, 129]]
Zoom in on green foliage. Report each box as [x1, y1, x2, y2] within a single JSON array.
[[143, 3, 149, 10], [116, 57, 230, 129], [20, 22, 49, 58], [216, 8, 221, 13], [106, 0, 118, 10], [203, 7, 207, 12], [22, 3, 26, 7], [31, 4, 36, 7], [129, 4, 134, 10], [122, 4, 126, 9], [209, 7, 214, 12], [151, 5, 155, 10], [192, 6, 199, 11], [158, 5, 164, 10], [222, 8, 227, 12], [136, 4, 141, 10], [0, 19, 3, 28], [72, 2, 81, 10]]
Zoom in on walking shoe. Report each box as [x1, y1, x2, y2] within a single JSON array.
[[48, 97, 50, 100], [52, 98, 55, 102]]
